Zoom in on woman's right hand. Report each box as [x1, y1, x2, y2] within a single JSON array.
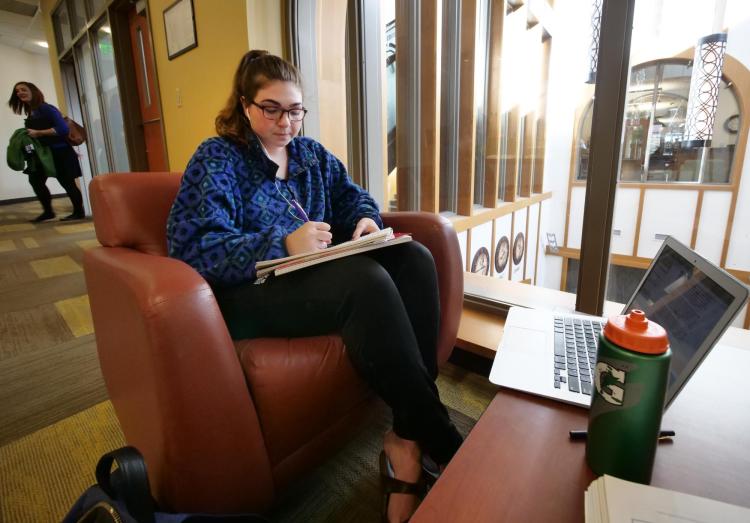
[[285, 221, 332, 255]]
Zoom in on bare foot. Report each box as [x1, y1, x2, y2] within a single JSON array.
[[383, 430, 422, 523]]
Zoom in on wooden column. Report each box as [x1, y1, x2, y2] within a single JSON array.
[[503, 105, 520, 202], [483, 0, 505, 209], [520, 112, 535, 197], [456, 0, 478, 216], [420, 0, 440, 212], [395, 0, 415, 210], [533, 36, 552, 194]]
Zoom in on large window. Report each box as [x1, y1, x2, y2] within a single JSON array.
[[586, 0, 747, 328], [288, 0, 750, 327], [577, 60, 740, 184]]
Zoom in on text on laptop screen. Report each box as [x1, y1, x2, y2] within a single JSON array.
[[626, 244, 735, 388]]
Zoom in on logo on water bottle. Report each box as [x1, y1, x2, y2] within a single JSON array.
[[594, 362, 626, 405]]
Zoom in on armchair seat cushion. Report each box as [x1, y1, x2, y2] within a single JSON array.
[[236, 335, 372, 471]]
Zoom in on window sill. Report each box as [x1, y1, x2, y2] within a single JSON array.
[[446, 192, 552, 233], [458, 272, 623, 358]]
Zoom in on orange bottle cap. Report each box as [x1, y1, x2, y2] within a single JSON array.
[[603, 309, 669, 354]]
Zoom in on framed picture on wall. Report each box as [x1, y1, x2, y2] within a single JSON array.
[[164, 0, 197, 60]]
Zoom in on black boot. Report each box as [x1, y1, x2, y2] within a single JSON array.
[[60, 211, 85, 221], [30, 211, 56, 223]]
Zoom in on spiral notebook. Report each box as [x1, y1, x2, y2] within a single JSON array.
[[255, 227, 411, 278]]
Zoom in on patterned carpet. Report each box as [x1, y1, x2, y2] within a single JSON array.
[[0, 365, 496, 523], [0, 197, 499, 522], [0, 198, 105, 447]]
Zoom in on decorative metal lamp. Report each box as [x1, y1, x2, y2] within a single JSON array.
[[682, 32, 728, 148], [585, 0, 603, 84]]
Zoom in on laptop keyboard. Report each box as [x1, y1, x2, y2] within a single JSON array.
[[553, 316, 604, 396]]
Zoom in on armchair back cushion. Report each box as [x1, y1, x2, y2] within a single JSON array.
[[90, 171, 181, 255]]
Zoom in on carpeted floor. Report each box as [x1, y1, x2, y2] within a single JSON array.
[[0, 365, 496, 523], [0, 197, 499, 523], [269, 364, 496, 523], [0, 198, 105, 447]]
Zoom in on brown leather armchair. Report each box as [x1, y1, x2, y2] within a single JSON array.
[[84, 172, 463, 514]]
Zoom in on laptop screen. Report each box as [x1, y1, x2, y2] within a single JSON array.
[[625, 243, 736, 390]]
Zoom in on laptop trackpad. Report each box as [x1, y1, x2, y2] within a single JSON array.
[[503, 327, 548, 356]]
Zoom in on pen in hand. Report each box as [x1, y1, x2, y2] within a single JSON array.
[[290, 199, 309, 222]]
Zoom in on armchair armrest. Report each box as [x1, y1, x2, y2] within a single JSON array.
[[381, 212, 463, 365], [84, 247, 274, 512]]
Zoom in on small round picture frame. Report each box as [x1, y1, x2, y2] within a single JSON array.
[[512, 232, 525, 266], [471, 247, 490, 275], [494, 236, 510, 274]]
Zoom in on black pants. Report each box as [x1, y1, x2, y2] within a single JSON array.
[[28, 145, 84, 215], [214, 241, 463, 464]]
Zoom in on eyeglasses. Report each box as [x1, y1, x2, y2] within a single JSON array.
[[251, 101, 307, 122]]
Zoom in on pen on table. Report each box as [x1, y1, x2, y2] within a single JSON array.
[[291, 199, 309, 222], [569, 429, 675, 441]]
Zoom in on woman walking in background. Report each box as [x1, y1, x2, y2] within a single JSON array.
[[8, 81, 84, 222]]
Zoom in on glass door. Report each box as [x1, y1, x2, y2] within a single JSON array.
[[75, 36, 110, 175], [92, 19, 129, 172], [60, 55, 94, 215]]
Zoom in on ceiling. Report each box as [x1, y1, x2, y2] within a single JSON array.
[[0, 0, 48, 55]]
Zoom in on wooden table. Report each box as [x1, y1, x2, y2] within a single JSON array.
[[413, 327, 750, 522]]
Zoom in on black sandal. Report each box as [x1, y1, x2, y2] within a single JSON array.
[[379, 451, 425, 523]]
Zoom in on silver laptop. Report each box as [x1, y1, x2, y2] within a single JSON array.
[[489, 237, 749, 408]]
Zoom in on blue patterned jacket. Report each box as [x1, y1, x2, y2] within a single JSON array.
[[167, 134, 383, 287]]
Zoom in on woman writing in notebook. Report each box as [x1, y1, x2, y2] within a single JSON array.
[[166, 50, 462, 522]]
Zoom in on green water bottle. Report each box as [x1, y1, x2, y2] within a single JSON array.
[[586, 309, 670, 484]]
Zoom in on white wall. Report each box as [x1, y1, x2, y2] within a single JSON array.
[[1, 42, 65, 201], [725, 13, 750, 273], [537, 0, 590, 289]]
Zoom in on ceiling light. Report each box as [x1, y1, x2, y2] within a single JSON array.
[[36, 41, 49, 48]]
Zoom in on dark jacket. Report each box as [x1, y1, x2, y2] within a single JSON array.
[[6, 128, 57, 177]]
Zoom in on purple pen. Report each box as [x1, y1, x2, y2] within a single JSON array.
[[290, 199, 309, 222]]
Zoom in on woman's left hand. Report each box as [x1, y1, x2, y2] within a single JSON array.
[[352, 217, 380, 240], [26, 129, 42, 139]]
